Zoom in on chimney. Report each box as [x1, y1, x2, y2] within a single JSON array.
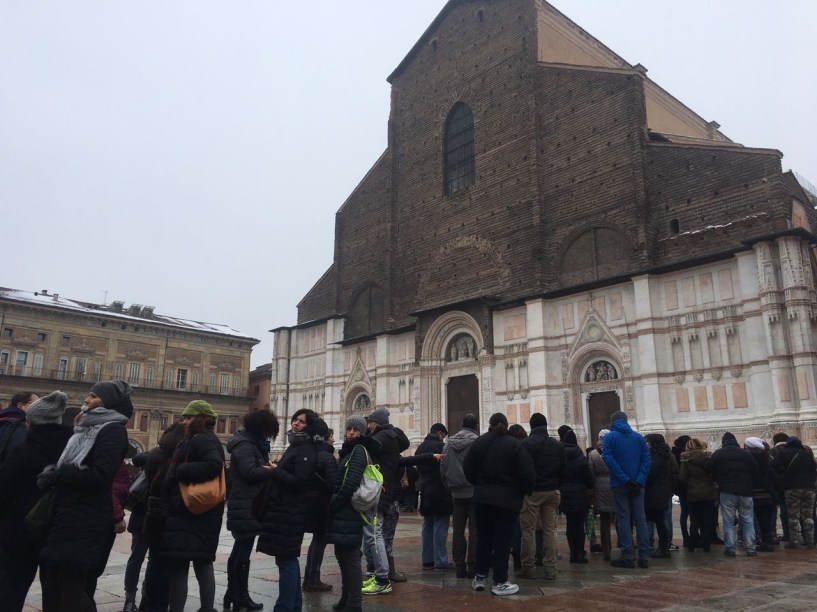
[[41, 289, 48, 295], [53, 293, 59, 300], [111, 300, 124, 313], [128, 303, 143, 316], [141, 306, 155, 319]]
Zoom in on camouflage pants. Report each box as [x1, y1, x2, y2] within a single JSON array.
[[785, 488, 816, 545], [382, 500, 401, 557]]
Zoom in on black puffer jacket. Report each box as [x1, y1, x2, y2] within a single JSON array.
[[645, 443, 676, 513], [711, 442, 757, 497], [0, 423, 73, 549], [369, 424, 410, 512], [159, 431, 226, 561], [679, 450, 716, 502], [463, 429, 535, 512], [327, 435, 382, 547], [559, 444, 594, 514], [522, 426, 566, 491], [305, 442, 338, 534], [403, 434, 452, 517], [773, 443, 817, 490], [226, 430, 273, 539], [257, 432, 318, 557], [40, 422, 128, 568]]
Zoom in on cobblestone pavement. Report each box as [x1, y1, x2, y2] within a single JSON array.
[[23, 511, 817, 611]]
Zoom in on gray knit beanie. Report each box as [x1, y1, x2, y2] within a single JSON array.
[[27, 391, 69, 425], [345, 414, 367, 434], [367, 407, 390, 426]]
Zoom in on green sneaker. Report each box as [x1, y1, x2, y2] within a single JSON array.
[[362, 574, 376, 588], [362, 579, 392, 595]]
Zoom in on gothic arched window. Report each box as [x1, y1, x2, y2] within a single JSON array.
[[444, 103, 475, 195]]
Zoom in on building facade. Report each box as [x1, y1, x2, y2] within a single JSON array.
[[270, 0, 817, 449], [0, 287, 258, 450], [248, 362, 272, 411]]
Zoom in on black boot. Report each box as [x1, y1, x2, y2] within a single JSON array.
[[235, 561, 263, 611], [223, 556, 236, 610], [123, 592, 138, 612]]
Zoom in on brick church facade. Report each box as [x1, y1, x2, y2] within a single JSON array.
[[270, 0, 817, 448]]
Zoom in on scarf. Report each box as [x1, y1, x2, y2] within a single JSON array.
[[247, 429, 271, 463], [57, 407, 128, 468]]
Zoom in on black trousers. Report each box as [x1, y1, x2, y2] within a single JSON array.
[[334, 544, 362, 610], [688, 500, 716, 550], [564, 512, 587, 560], [474, 503, 516, 584]]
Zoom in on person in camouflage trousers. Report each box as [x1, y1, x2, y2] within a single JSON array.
[[773, 436, 817, 548]]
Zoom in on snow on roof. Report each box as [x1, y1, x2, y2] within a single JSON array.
[[0, 287, 258, 342]]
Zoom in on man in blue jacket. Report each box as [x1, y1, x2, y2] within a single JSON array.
[[602, 411, 651, 568]]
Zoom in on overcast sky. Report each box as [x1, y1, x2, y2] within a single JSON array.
[[2, 1, 815, 368]]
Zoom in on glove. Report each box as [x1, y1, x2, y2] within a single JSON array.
[[626, 480, 642, 496], [37, 464, 58, 491]]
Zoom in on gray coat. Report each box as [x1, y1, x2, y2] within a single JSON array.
[[441, 427, 479, 499], [589, 449, 614, 513]]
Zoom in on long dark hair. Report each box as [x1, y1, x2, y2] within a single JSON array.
[[145, 422, 186, 493], [186, 414, 216, 437]]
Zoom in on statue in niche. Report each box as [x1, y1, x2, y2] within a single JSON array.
[[467, 337, 476, 359], [457, 338, 469, 358], [450, 344, 459, 361], [587, 367, 597, 382], [585, 360, 618, 382], [354, 395, 370, 412]]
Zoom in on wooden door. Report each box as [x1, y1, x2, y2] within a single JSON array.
[[588, 391, 620, 447], [446, 375, 479, 433]]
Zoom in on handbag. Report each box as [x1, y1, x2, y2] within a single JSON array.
[[25, 489, 56, 541], [180, 466, 227, 515], [125, 471, 149, 511]]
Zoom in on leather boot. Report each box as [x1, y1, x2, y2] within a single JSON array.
[[235, 561, 263, 610], [387, 555, 407, 582], [123, 592, 138, 612], [223, 556, 236, 609]]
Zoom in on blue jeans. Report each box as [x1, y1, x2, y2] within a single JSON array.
[[273, 556, 302, 612], [362, 510, 389, 578], [720, 492, 755, 554], [612, 485, 651, 561], [422, 515, 451, 567]]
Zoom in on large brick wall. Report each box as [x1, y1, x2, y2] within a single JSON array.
[[296, 0, 810, 341]]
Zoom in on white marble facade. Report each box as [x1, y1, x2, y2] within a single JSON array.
[[271, 236, 817, 449]]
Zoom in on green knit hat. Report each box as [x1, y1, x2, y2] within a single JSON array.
[[182, 400, 217, 418]]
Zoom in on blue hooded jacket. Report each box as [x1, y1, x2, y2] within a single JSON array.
[[602, 419, 651, 488]]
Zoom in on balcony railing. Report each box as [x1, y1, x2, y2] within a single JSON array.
[[0, 365, 247, 398]]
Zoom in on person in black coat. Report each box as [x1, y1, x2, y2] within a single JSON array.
[[559, 430, 594, 564], [224, 409, 280, 611], [38, 381, 131, 612], [463, 412, 535, 596], [303, 420, 338, 592], [146, 401, 226, 612], [743, 437, 779, 552], [257, 408, 319, 612], [644, 434, 676, 559], [711, 432, 758, 556], [122, 448, 152, 612], [401, 423, 452, 570], [773, 436, 817, 548], [0, 391, 72, 612], [327, 415, 382, 612], [362, 407, 411, 592]]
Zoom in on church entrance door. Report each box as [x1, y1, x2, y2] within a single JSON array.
[[447, 375, 479, 434], [588, 391, 620, 446]]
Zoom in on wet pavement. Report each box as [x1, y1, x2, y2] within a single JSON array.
[[23, 510, 817, 611]]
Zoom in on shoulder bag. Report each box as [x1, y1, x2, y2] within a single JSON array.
[[179, 438, 227, 515]]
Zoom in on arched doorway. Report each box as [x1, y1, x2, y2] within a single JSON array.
[[579, 358, 623, 446]]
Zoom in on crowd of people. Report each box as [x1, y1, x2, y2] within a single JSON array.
[[1, 385, 816, 611]]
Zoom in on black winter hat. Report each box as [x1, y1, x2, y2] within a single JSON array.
[[89, 380, 134, 418], [529, 413, 547, 429]]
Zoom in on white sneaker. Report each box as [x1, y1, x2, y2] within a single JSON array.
[[471, 575, 487, 591], [491, 581, 520, 596]]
